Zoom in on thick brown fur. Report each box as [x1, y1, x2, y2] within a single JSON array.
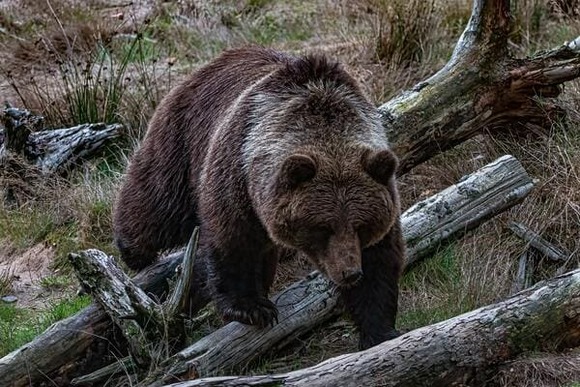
[[113, 46, 405, 349]]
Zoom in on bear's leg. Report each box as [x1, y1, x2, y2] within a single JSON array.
[[339, 220, 405, 350], [115, 236, 158, 271], [204, 231, 279, 328]]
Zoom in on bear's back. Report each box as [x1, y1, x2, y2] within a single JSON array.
[[138, 47, 292, 185]]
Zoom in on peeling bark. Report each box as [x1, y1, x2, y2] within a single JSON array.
[[381, 2, 580, 174], [160, 269, 580, 387], [88, 155, 534, 385], [0, 105, 122, 175]]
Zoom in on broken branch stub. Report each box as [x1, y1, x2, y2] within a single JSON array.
[[161, 269, 580, 387], [0, 105, 123, 175], [68, 227, 201, 369], [149, 155, 535, 383]]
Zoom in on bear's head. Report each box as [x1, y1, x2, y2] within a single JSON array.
[[261, 147, 400, 288]]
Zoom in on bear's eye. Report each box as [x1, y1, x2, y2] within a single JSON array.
[[293, 225, 331, 251], [357, 225, 374, 247], [309, 226, 332, 243]]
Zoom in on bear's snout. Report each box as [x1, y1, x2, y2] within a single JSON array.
[[321, 230, 362, 287]]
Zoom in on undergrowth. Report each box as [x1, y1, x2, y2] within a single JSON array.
[[0, 295, 91, 357], [0, 0, 578, 384]]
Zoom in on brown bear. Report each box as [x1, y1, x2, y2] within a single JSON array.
[[113, 46, 405, 349]]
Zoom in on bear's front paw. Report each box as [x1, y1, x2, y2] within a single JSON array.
[[359, 328, 400, 350], [219, 296, 278, 328]]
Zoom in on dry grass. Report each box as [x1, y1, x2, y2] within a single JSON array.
[[0, 0, 579, 384], [493, 349, 580, 387]]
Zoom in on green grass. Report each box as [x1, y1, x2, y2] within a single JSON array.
[[0, 204, 80, 267], [7, 26, 170, 138], [401, 244, 461, 290], [39, 274, 73, 290], [240, 14, 312, 46], [0, 295, 91, 357], [398, 244, 477, 330], [0, 176, 118, 271], [0, 207, 62, 250]]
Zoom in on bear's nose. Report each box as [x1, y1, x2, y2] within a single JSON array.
[[341, 269, 363, 286]]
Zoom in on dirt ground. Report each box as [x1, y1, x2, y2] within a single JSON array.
[[0, 243, 71, 310]]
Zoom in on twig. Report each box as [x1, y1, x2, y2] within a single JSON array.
[[508, 222, 571, 262]]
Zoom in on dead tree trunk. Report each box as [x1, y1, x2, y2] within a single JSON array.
[[0, 105, 122, 175], [382, 4, 580, 175], [160, 269, 580, 387], [0, 154, 533, 387], [2, 0, 580, 384]]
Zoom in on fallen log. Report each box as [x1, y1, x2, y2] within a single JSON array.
[[0, 254, 207, 387], [67, 228, 200, 369], [0, 155, 533, 386], [403, 155, 533, 267], [162, 268, 580, 387], [3, 0, 580, 383], [0, 105, 122, 175], [83, 155, 533, 385]]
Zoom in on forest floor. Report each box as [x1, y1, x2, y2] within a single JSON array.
[[0, 0, 579, 386]]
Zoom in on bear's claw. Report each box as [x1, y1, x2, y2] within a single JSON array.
[[220, 296, 279, 328], [358, 327, 400, 350]]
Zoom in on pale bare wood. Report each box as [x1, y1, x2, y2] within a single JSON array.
[[3, 0, 580, 384], [69, 250, 162, 367], [160, 269, 580, 387], [510, 250, 533, 294], [147, 155, 534, 384], [508, 221, 571, 262], [0, 105, 122, 175]]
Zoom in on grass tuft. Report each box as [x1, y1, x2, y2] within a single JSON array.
[[0, 295, 91, 357], [370, 0, 438, 66], [0, 271, 13, 296], [399, 244, 476, 330]]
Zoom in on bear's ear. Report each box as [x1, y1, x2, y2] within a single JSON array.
[[278, 154, 317, 190], [364, 149, 399, 186]]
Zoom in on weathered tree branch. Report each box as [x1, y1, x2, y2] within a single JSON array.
[[0, 105, 122, 175], [381, 1, 580, 174], [3, 0, 580, 384], [95, 155, 534, 385], [160, 268, 580, 387], [164, 228, 200, 321], [67, 228, 200, 371], [509, 221, 571, 262], [510, 250, 534, 294], [69, 250, 164, 367]]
